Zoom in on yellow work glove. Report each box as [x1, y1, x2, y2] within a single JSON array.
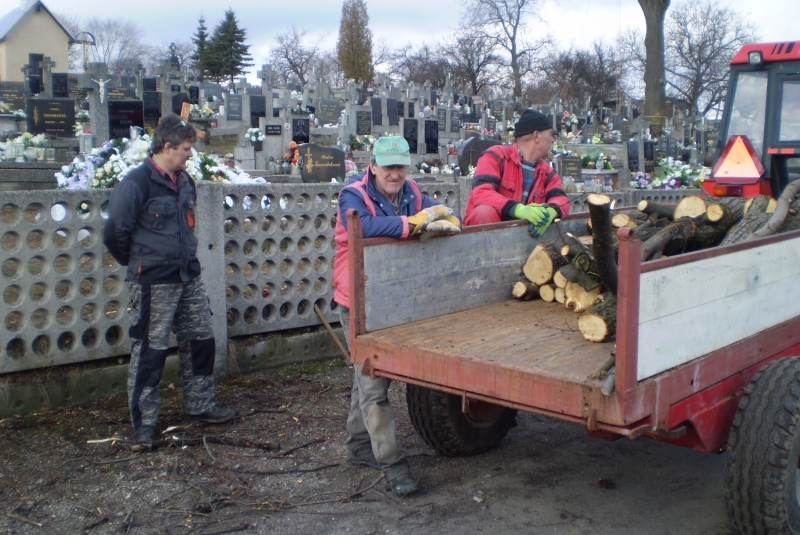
[[421, 217, 461, 240], [407, 205, 454, 235]]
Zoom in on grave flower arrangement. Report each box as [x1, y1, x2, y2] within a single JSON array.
[[54, 158, 92, 189], [480, 128, 496, 139], [348, 134, 364, 150], [191, 104, 215, 119], [186, 150, 266, 184], [30, 134, 48, 148], [76, 110, 90, 123], [286, 141, 300, 165], [13, 109, 26, 121], [0, 101, 11, 114], [246, 128, 265, 142]]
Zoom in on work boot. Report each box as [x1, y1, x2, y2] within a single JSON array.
[[132, 425, 155, 450], [346, 450, 381, 471], [186, 406, 236, 424], [387, 473, 418, 496]]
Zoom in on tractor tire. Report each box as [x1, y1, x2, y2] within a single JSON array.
[[406, 383, 517, 457], [725, 356, 800, 535]]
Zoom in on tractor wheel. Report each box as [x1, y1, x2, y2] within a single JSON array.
[[725, 356, 800, 534], [406, 384, 517, 457]]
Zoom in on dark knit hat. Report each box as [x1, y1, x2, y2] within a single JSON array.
[[514, 109, 552, 138]]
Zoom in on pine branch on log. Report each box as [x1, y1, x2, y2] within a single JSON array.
[[637, 200, 675, 221], [512, 281, 540, 300], [587, 194, 618, 295], [749, 181, 800, 239], [523, 240, 569, 285], [579, 294, 617, 342], [558, 253, 601, 291], [673, 195, 707, 220], [539, 283, 556, 302]]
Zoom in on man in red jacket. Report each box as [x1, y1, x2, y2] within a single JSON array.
[[464, 109, 570, 236]]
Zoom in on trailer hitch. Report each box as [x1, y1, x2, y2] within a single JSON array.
[[628, 423, 687, 441]]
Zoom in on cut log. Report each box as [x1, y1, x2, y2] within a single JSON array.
[[512, 281, 540, 300], [750, 180, 800, 239], [673, 195, 707, 220], [565, 283, 602, 313], [522, 241, 569, 285], [630, 218, 670, 243], [744, 194, 777, 215], [555, 287, 566, 304], [559, 254, 601, 291], [612, 212, 641, 228], [721, 195, 776, 245], [637, 200, 674, 221], [587, 194, 618, 295], [539, 283, 556, 303], [553, 269, 569, 288], [640, 215, 735, 261], [578, 294, 617, 343], [706, 197, 746, 225]]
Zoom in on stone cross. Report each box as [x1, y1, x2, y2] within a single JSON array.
[[41, 57, 56, 98], [92, 79, 112, 104], [257, 64, 273, 97]]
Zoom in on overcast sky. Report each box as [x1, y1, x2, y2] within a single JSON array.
[[2, 0, 797, 83]]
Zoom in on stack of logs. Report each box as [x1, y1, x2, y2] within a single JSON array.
[[513, 182, 800, 343]]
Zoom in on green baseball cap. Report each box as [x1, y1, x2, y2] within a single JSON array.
[[372, 136, 411, 167]]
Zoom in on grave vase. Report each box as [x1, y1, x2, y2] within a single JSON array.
[[282, 162, 291, 174], [35, 148, 45, 161], [251, 140, 263, 152], [291, 164, 300, 176]]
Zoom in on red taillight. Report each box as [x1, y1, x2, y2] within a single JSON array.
[[713, 185, 744, 197]]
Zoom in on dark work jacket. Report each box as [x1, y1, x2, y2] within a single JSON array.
[[103, 158, 201, 284]]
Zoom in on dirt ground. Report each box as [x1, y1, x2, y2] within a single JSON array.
[[0, 359, 736, 535]]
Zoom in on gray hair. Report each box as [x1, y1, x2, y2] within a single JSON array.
[[151, 113, 197, 154]]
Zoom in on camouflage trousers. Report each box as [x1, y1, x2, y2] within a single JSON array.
[[340, 307, 410, 479], [127, 277, 216, 429]]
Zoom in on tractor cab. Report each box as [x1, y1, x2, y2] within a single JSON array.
[[702, 42, 800, 198]]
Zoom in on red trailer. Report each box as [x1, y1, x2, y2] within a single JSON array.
[[344, 211, 800, 534]]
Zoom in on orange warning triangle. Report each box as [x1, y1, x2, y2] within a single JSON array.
[[712, 135, 765, 179]]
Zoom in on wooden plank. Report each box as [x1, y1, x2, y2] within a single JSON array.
[[637, 237, 800, 380], [362, 219, 589, 332]]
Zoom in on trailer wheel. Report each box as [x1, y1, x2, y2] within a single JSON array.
[[725, 356, 800, 535], [406, 384, 517, 456]]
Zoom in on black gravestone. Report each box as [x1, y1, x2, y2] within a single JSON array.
[[408, 102, 415, 118], [356, 111, 371, 135], [491, 101, 502, 118], [119, 75, 135, 87], [172, 93, 190, 114], [450, 109, 461, 133], [299, 143, 346, 183], [273, 107, 281, 118], [318, 99, 342, 125], [431, 91, 438, 106], [108, 100, 144, 139], [457, 136, 501, 172], [403, 119, 418, 154], [559, 157, 582, 180], [397, 100, 404, 118], [370, 97, 382, 126], [171, 84, 181, 93], [627, 140, 639, 171], [106, 87, 137, 100], [649, 123, 663, 138], [226, 94, 242, 120], [143, 92, 161, 126], [424, 120, 438, 154], [52, 73, 68, 98], [643, 140, 655, 161], [292, 118, 310, 144], [386, 98, 398, 126], [487, 117, 497, 133], [437, 108, 446, 131], [143, 78, 157, 92], [265, 124, 282, 136], [27, 99, 74, 137], [0, 83, 29, 110], [249, 95, 266, 128], [188, 86, 200, 105], [29, 76, 41, 95]]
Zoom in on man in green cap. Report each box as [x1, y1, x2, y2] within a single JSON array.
[[333, 135, 460, 496]]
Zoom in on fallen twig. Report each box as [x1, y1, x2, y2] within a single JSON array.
[[203, 435, 216, 463], [280, 438, 325, 456], [197, 523, 250, 535], [92, 454, 141, 465], [229, 463, 339, 476], [81, 516, 108, 531], [6, 512, 43, 527]]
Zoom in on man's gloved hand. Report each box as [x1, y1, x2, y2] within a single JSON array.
[[528, 207, 559, 237], [407, 205, 454, 235], [513, 203, 548, 225], [420, 217, 461, 241]]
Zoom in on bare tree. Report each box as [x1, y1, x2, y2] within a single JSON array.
[[148, 40, 195, 72], [545, 42, 621, 108], [77, 17, 151, 75], [638, 0, 670, 119], [390, 44, 449, 89], [439, 25, 500, 98], [268, 27, 321, 86], [316, 50, 345, 89], [664, 0, 757, 117], [468, 0, 551, 99]]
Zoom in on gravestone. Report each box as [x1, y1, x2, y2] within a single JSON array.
[[0, 83, 29, 110], [370, 97, 382, 126], [225, 94, 242, 120], [491, 101, 502, 119], [143, 78, 157, 92], [106, 87, 137, 100], [397, 100, 404, 118], [108, 100, 144, 139], [437, 108, 447, 131], [649, 123, 663, 138], [386, 98, 398, 126], [643, 140, 655, 161], [298, 143, 346, 183], [627, 140, 639, 171], [424, 120, 438, 154], [431, 91, 438, 106], [52, 73, 68, 98], [143, 92, 161, 127], [317, 99, 342, 125], [559, 157, 582, 180], [171, 84, 181, 93], [265, 124, 281, 136], [403, 119, 418, 154], [200, 83, 225, 103], [292, 118, 310, 144], [356, 111, 371, 135], [172, 93, 190, 114], [457, 137, 500, 172], [188, 86, 200, 105], [487, 117, 497, 133], [450, 109, 461, 133], [249, 95, 266, 128], [26, 99, 74, 137], [408, 102, 415, 118]]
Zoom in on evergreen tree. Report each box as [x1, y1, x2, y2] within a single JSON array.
[[191, 16, 208, 78], [336, 0, 373, 103], [206, 10, 253, 87]]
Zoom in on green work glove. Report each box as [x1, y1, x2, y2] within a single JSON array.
[[530, 207, 559, 237], [513, 203, 548, 225], [407, 205, 454, 235]]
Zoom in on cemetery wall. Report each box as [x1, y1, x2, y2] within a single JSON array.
[[0, 181, 700, 416]]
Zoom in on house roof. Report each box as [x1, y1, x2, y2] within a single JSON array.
[[0, 1, 74, 44]]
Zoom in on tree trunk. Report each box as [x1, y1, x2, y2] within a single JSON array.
[[638, 0, 671, 119], [579, 294, 617, 342], [512, 281, 539, 300], [673, 195, 707, 220], [587, 194, 618, 295]]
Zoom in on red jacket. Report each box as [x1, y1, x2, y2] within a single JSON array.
[[465, 144, 571, 221]]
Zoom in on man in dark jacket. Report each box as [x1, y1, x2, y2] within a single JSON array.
[[464, 108, 570, 236], [103, 114, 235, 449]]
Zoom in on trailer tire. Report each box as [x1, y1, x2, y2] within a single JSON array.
[[406, 384, 517, 457], [725, 356, 800, 535]]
